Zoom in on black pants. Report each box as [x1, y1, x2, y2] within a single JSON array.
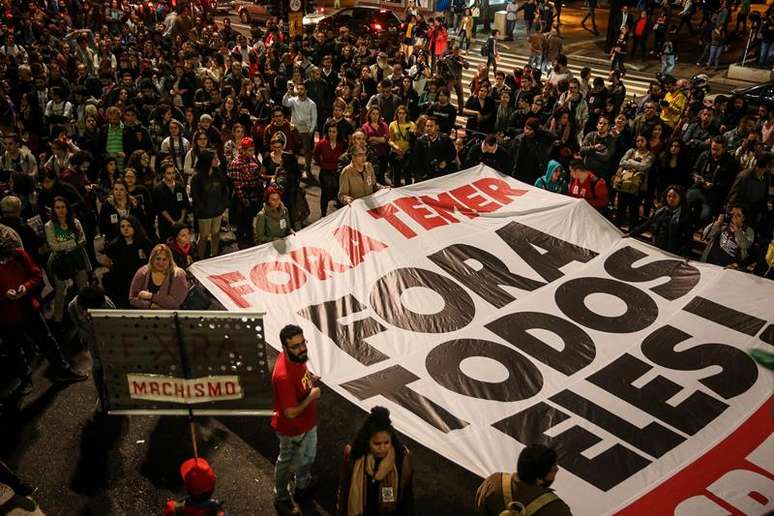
[[1, 311, 72, 383], [319, 169, 339, 218], [236, 201, 260, 245], [390, 154, 412, 187], [373, 154, 389, 185], [616, 191, 641, 229]]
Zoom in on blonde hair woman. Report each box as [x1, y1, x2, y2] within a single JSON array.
[[128, 243, 188, 309]]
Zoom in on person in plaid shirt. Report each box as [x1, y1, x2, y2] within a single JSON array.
[[227, 137, 263, 247]]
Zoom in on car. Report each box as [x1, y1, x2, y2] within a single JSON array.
[[233, 0, 271, 24], [304, 6, 402, 47], [212, 0, 233, 15], [730, 81, 774, 106]]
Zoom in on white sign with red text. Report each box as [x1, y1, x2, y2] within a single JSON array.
[[127, 374, 243, 403], [191, 165, 774, 515]]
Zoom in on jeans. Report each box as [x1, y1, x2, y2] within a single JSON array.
[[661, 54, 676, 74], [197, 213, 223, 258], [274, 426, 317, 502], [759, 40, 773, 66], [708, 45, 722, 67], [506, 19, 516, 39], [686, 186, 713, 226]]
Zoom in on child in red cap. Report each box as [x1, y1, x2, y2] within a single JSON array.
[[162, 458, 227, 516]]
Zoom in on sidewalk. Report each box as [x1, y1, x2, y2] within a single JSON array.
[[463, 3, 765, 88]]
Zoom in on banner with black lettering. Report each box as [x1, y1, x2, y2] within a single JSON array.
[[190, 165, 774, 515]]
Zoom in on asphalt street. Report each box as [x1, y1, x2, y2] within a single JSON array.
[[0, 339, 482, 515]]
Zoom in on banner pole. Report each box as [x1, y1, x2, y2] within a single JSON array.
[[173, 311, 199, 459]]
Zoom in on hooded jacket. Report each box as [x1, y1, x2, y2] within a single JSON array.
[[534, 160, 568, 194]]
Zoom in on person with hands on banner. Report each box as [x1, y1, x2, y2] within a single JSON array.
[[628, 185, 693, 256], [474, 444, 571, 516], [568, 159, 609, 214], [128, 243, 188, 310], [163, 457, 227, 516], [413, 116, 456, 181], [336, 406, 414, 516], [272, 324, 320, 516], [254, 186, 291, 245], [339, 148, 383, 206]]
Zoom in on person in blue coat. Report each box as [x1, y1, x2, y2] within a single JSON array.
[[534, 160, 568, 194]]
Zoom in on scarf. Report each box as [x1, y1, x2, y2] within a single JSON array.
[[348, 445, 398, 516]]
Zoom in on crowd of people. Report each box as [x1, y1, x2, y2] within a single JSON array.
[[0, 0, 772, 512]]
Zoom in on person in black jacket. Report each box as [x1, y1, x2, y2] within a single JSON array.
[[414, 116, 457, 180], [103, 215, 152, 308], [425, 88, 457, 135], [0, 195, 41, 265], [464, 134, 512, 173], [190, 150, 230, 258], [629, 185, 694, 256], [152, 160, 190, 241], [98, 180, 146, 243], [510, 117, 551, 184], [686, 136, 739, 227]]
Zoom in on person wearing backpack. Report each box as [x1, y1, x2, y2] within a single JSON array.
[[474, 444, 571, 515]]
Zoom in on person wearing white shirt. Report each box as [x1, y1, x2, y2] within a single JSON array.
[[282, 82, 317, 179]]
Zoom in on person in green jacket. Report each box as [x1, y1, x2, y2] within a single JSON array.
[[534, 160, 569, 194], [254, 186, 291, 245]]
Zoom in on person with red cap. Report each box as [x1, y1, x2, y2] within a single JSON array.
[[163, 457, 227, 516], [227, 136, 263, 247]]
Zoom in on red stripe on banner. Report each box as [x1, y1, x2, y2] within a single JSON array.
[[617, 397, 774, 515]]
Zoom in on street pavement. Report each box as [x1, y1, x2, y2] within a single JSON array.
[[0, 341, 481, 515]]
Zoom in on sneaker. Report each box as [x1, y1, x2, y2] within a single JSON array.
[[53, 368, 89, 384], [274, 498, 302, 515]]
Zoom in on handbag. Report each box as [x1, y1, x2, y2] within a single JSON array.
[[183, 279, 212, 310], [612, 167, 642, 195]]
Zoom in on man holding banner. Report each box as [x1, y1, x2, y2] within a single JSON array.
[[272, 324, 320, 515]]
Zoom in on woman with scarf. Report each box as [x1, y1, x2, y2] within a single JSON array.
[[534, 160, 568, 194], [166, 222, 197, 269], [628, 185, 693, 256], [337, 406, 414, 516]]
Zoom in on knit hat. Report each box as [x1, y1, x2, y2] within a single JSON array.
[[525, 117, 540, 131], [240, 136, 254, 149], [0, 224, 22, 257], [180, 458, 216, 497]]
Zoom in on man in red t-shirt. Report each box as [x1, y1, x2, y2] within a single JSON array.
[[272, 324, 320, 515], [568, 159, 609, 214]]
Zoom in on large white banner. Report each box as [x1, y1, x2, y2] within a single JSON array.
[[191, 165, 774, 515]]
